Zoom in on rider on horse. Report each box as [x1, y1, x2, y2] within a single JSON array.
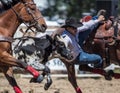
[[0, 0, 20, 13]]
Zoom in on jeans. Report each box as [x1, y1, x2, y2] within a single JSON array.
[[75, 52, 103, 68]]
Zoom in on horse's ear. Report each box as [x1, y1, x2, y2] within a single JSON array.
[[20, 0, 26, 3], [46, 35, 53, 43], [54, 34, 60, 40]]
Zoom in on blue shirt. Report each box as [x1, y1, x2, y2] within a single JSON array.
[[61, 19, 100, 61]]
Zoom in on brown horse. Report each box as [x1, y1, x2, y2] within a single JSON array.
[[80, 18, 120, 80], [0, 0, 47, 93]]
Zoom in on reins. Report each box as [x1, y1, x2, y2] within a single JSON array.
[[10, 2, 41, 52], [11, 2, 38, 32]]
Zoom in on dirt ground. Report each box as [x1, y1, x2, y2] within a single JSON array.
[[0, 74, 120, 93]]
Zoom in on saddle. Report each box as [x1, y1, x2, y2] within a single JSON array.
[[94, 23, 115, 45]]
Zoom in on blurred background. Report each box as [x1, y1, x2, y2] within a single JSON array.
[[34, 0, 120, 22]]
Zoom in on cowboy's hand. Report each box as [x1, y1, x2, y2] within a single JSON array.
[[98, 15, 105, 22]]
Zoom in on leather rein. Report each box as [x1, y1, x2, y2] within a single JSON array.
[[0, 1, 42, 44]]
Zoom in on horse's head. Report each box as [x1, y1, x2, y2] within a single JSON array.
[[13, 0, 47, 32], [54, 34, 73, 60]]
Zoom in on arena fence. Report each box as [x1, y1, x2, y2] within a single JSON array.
[[20, 73, 102, 78]]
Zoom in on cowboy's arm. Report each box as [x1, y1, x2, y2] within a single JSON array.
[[77, 15, 104, 33], [0, 0, 20, 10]]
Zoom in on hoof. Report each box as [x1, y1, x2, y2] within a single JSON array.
[[113, 73, 120, 79], [44, 77, 52, 90], [104, 70, 114, 80], [76, 87, 82, 93], [37, 74, 44, 83], [30, 74, 44, 83], [44, 81, 52, 90]]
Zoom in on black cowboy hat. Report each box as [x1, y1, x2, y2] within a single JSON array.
[[61, 17, 83, 28]]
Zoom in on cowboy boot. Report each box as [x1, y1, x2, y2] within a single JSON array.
[[104, 70, 114, 80]]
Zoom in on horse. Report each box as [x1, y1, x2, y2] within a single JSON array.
[[79, 17, 120, 80], [0, 0, 47, 93], [13, 34, 73, 90]]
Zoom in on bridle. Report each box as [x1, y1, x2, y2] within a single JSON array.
[[23, 2, 44, 27], [11, 1, 45, 52], [11, 1, 44, 29]]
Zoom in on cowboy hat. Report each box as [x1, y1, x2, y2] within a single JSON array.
[[61, 17, 83, 28]]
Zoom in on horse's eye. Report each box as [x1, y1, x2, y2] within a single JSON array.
[[30, 7, 36, 11], [29, 5, 36, 11], [59, 42, 65, 47]]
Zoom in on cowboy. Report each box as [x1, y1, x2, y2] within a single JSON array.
[[0, 0, 20, 13], [60, 16, 105, 68], [78, 9, 107, 47]]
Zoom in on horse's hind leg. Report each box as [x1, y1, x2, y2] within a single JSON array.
[[1, 66, 22, 93], [65, 63, 82, 93]]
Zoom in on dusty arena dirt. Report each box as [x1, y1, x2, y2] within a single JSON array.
[[1, 73, 120, 93]]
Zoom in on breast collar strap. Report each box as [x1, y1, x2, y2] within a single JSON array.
[[0, 35, 13, 43]]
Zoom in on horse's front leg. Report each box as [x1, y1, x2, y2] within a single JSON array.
[[42, 66, 52, 90], [1, 51, 44, 83], [65, 63, 82, 93], [30, 65, 52, 90], [1, 66, 22, 93]]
